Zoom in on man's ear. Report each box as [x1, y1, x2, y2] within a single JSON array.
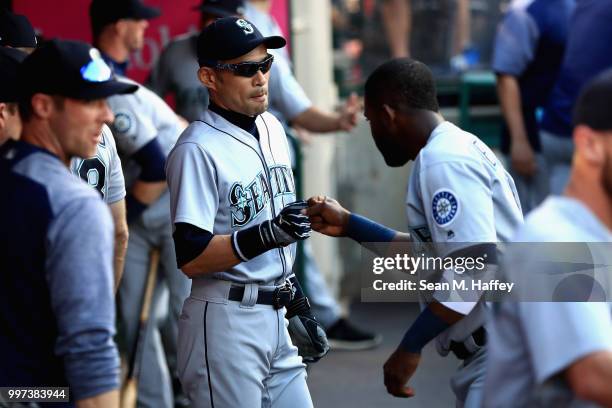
[[574, 125, 605, 165], [382, 104, 397, 125], [198, 67, 217, 90], [0, 103, 6, 131], [30, 94, 55, 119]]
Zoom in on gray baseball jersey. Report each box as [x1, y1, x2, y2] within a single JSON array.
[[406, 121, 523, 350], [484, 197, 612, 408], [166, 109, 297, 284], [107, 76, 182, 186], [149, 33, 311, 125], [70, 124, 125, 204]]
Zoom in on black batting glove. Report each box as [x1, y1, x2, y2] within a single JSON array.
[[231, 201, 311, 261]]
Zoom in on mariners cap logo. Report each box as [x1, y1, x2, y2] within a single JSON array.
[[80, 47, 112, 83], [236, 18, 254, 35], [432, 189, 459, 226]]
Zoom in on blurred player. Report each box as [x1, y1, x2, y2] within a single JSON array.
[[0, 47, 26, 145], [89, 0, 190, 405], [493, 0, 575, 213]]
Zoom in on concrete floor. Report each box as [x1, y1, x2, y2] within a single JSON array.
[[307, 302, 459, 408]]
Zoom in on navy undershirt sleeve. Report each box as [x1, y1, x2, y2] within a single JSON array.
[[132, 138, 167, 182], [173, 223, 214, 268]]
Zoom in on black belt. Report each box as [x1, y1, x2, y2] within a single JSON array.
[[449, 327, 486, 360], [228, 283, 294, 309]]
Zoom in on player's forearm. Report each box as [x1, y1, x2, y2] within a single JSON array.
[[181, 235, 241, 277], [566, 350, 612, 405], [76, 389, 119, 408], [109, 200, 128, 291], [381, 0, 411, 58], [496, 74, 529, 144], [292, 107, 343, 133], [131, 180, 167, 205]]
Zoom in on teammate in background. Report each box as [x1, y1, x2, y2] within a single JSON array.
[[539, 0, 612, 195], [305, 58, 523, 406], [152, 0, 377, 349], [0, 47, 26, 145], [0, 39, 137, 408], [493, 0, 575, 213], [379, 0, 477, 70], [0, 9, 37, 146], [166, 17, 328, 407], [483, 70, 612, 407], [89, 0, 190, 406], [0, 9, 37, 54], [149, 0, 359, 130], [70, 124, 129, 291]]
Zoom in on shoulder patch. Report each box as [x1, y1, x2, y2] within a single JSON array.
[[432, 189, 460, 226], [113, 112, 132, 134]]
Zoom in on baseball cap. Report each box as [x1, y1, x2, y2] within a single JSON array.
[[18, 39, 138, 101], [90, 0, 160, 32], [573, 69, 612, 131], [0, 9, 37, 48], [0, 47, 27, 102], [197, 17, 285, 66], [194, 0, 245, 17]]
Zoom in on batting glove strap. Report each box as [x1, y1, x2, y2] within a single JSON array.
[[231, 201, 311, 262]]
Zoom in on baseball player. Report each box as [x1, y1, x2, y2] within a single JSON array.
[[166, 17, 328, 407], [0, 39, 137, 407], [70, 124, 128, 291], [305, 58, 523, 406], [483, 70, 612, 407], [0, 47, 26, 146], [150, 0, 377, 349], [89, 0, 191, 405]]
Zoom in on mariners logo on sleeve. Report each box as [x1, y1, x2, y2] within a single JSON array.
[[432, 189, 459, 226], [114, 112, 132, 134]]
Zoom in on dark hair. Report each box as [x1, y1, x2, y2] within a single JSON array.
[[365, 58, 439, 112]]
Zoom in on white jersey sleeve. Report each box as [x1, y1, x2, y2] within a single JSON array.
[[419, 159, 496, 245], [166, 142, 218, 232], [519, 302, 612, 384], [69, 125, 126, 204], [103, 126, 126, 204], [107, 80, 158, 156]]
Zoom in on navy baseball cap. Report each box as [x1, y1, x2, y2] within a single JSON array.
[[0, 47, 27, 102], [0, 9, 37, 48], [573, 69, 612, 131], [18, 39, 138, 101], [197, 17, 285, 66], [194, 0, 245, 17], [90, 0, 160, 32]]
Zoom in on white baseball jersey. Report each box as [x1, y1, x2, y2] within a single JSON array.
[[166, 109, 297, 285], [484, 197, 612, 408], [107, 76, 183, 188], [405, 121, 523, 352], [70, 124, 125, 204]]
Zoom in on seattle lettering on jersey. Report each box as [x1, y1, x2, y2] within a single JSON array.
[[229, 165, 294, 227]]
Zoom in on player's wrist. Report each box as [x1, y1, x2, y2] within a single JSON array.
[[398, 307, 450, 354], [345, 213, 396, 243]]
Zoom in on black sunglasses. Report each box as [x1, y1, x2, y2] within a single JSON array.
[[215, 54, 274, 77]]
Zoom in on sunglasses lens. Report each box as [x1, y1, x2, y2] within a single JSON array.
[[232, 55, 274, 77]]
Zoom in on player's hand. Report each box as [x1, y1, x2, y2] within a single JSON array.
[[383, 348, 420, 398], [304, 196, 351, 237], [271, 201, 312, 245], [510, 139, 537, 177], [337, 92, 360, 131]]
